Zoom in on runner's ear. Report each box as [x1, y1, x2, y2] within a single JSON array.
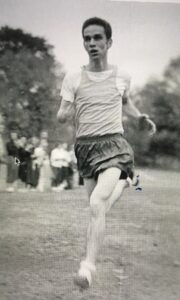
[[107, 38, 113, 49]]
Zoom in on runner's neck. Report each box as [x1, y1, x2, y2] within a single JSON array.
[[85, 61, 113, 72]]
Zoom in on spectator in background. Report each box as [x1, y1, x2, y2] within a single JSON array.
[[67, 144, 77, 189], [78, 175, 84, 186], [35, 139, 52, 192], [50, 142, 71, 191], [40, 130, 48, 141], [0, 120, 7, 191], [18, 136, 34, 191], [23, 137, 37, 190], [31, 136, 40, 147], [6, 131, 19, 192], [27, 136, 40, 189]]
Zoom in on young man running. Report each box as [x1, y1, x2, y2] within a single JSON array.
[[57, 17, 156, 289]]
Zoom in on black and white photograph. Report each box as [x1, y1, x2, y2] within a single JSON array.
[[0, 0, 180, 299]]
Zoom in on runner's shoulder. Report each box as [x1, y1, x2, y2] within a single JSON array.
[[116, 68, 131, 82], [63, 68, 82, 82], [62, 68, 82, 92]]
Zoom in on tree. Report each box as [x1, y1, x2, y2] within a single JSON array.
[[0, 26, 65, 142], [164, 57, 180, 96], [0, 26, 53, 55], [129, 56, 180, 169]]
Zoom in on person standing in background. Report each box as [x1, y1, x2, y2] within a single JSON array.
[[27, 136, 40, 189], [0, 117, 7, 191], [18, 136, 30, 191], [40, 130, 49, 141], [50, 142, 71, 191], [67, 144, 77, 189], [35, 139, 52, 192], [6, 131, 19, 192]]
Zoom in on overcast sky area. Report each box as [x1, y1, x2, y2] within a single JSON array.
[[0, 0, 180, 88]]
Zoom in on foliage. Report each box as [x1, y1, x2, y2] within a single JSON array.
[[0, 26, 65, 142], [0, 26, 52, 55], [128, 56, 180, 169]]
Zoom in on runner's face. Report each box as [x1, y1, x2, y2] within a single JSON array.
[[83, 25, 112, 60]]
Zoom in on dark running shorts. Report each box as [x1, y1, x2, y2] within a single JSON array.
[[74, 133, 134, 180]]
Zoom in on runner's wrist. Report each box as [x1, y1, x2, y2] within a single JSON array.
[[138, 114, 150, 120]]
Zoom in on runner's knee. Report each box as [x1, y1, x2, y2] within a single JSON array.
[[90, 194, 105, 218], [92, 187, 112, 202]]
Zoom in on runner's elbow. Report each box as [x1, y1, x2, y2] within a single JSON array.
[[57, 110, 67, 123]]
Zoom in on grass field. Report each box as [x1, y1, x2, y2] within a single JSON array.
[[0, 169, 180, 300]]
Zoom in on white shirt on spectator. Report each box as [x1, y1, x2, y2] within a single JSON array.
[[51, 148, 71, 168]]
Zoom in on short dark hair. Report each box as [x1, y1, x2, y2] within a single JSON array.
[[82, 17, 112, 40]]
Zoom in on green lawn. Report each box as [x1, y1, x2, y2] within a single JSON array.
[[0, 169, 180, 300]]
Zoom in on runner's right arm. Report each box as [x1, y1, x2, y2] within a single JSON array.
[[57, 71, 79, 123], [57, 97, 74, 123]]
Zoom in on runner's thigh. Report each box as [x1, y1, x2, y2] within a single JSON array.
[[91, 167, 121, 201], [84, 178, 97, 198]]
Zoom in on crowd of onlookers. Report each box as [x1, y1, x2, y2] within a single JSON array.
[[0, 124, 83, 192]]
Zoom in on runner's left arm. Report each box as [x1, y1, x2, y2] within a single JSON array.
[[122, 90, 156, 136]]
